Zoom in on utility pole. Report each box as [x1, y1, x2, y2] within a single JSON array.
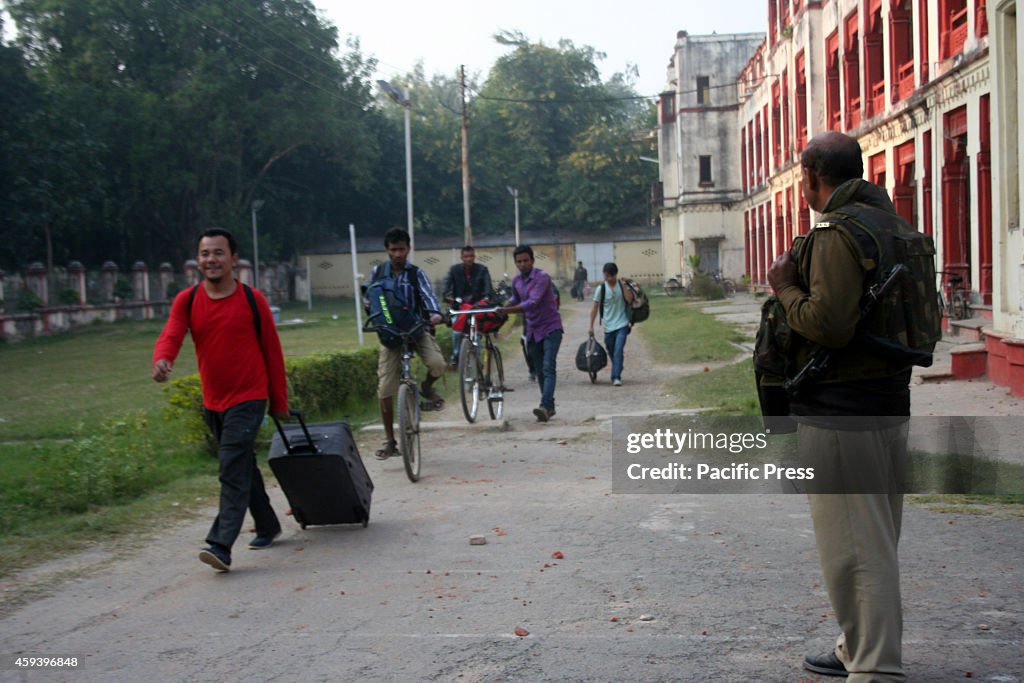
[[460, 65, 472, 246]]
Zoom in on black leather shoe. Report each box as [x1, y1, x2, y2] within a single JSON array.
[[803, 652, 848, 677], [198, 546, 231, 572], [248, 530, 281, 550]]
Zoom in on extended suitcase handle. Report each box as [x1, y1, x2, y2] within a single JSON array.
[[271, 409, 320, 455]]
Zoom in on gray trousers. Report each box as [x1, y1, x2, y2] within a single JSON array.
[[800, 422, 907, 683], [203, 400, 280, 552]]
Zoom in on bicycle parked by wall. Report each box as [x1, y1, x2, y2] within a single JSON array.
[[937, 270, 969, 321], [364, 313, 424, 482], [711, 271, 738, 298], [449, 304, 507, 423], [664, 274, 683, 296]]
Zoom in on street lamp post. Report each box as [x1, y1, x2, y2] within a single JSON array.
[[378, 80, 414, 258], [506, 186, 520, 246], [251, 199, 264, 290]]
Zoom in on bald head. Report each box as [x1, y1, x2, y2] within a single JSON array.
[[798, 132, 865, 212], [801, 131, 863, 188]]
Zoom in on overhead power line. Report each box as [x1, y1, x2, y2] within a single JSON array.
[[468, 76, 766, 106], [164, 0, 367, 110]]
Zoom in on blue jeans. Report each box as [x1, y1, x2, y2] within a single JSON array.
[[604, 325, 630, 381], [203, 400, 280, 552], [527, 329, 563, 410], [451, 331, 464, 365]]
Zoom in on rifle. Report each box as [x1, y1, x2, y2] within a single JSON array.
[[783, 264, 906, 396]]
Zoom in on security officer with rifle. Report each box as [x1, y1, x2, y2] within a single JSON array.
[[764, 131, 939, 683]]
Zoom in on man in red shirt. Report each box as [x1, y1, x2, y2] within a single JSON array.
[[153, 228, 289, 572]]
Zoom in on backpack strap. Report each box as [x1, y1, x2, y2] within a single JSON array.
[[187, 282, 261, 339], [599, 282, 606, 323]]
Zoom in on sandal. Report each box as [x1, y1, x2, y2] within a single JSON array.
[[421, 387, 445, 410], [375, 439, 398, 460]]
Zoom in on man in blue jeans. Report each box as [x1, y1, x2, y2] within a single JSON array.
[[499, 245, 563, 422], [588, 262, 634, 386]]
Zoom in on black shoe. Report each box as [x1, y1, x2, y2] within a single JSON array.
[[248, 530, 282, 550], [803, 652, 848, 677], [199, 545, 231, 572], [532, 407, 555, 422]]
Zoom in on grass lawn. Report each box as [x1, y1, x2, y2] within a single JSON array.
[[0, 298, 366, 441], [0, 297, 376, 578], [638, 295, 751, 365]]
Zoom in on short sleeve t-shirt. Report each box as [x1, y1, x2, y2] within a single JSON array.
[[594, 281, 629, 332]]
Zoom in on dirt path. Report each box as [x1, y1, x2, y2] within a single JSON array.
[[0, 298, 1021, 682]]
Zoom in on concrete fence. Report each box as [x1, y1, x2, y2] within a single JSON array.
[[0, 259, 292, 342]]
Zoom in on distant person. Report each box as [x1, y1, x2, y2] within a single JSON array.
[[368, 228, 446, 460], [442, 245, 495, 368], [588, 262, 634, 386], [767, 131, 923, 681], [152, 228, 288, 573], [573, 261, 588, 301], [499, 245, 563, 422]]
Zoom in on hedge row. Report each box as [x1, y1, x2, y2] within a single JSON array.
[[163, 328, 453, 452]]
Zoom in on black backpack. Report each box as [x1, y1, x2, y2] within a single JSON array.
[[366, 265, 427, 349], [187, 282, 261, 338], [599, 279, 649, 327]]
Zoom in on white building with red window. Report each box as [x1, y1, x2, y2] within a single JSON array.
[[656, 31, 764, 281], [659, 0, 1024, 396]]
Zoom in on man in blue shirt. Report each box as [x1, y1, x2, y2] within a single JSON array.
[[368, 228, 446, 460], [588, 262, 635, 386]]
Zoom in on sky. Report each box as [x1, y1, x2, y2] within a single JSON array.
[[316, 0, 768, 97]]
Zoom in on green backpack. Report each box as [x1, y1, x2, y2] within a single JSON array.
[[825, 205, 942, 367]]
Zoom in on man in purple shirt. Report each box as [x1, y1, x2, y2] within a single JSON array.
[[499, 245, 563, 422]]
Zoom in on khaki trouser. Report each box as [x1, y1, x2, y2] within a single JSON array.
[[800, 422, 907, 683], [377, 333, 446, 399]]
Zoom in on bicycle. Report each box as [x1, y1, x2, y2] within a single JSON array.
[[365, 313, 425, 482], [664, 275, 683, 296], [936, 271, 969, 321], [449, 305, 506, 423], [711, 271, 737, 298]]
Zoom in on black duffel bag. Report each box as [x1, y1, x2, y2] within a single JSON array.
[[576, 336, 607, 384]]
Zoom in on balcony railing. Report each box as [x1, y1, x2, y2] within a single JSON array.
[[847, 97, 861, 129], [869, 81, 886, 117], [896, 61, 915, 101], [948, 7, 969, 56]]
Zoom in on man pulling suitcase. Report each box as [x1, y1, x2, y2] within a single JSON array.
[[152, 228, 289, 572]]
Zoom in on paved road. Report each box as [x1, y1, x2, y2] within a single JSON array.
[[1, 297, 1021, 682]]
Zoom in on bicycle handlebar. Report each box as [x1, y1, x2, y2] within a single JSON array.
[[364, 311, 428, 339], [449, 307, 501, 316]]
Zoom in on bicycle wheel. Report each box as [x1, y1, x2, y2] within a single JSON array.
[[397, 382, 421, 482], [458, 337, 481, 423], [487, 345, 504, 420], [723, 279, 736, 298], [951, 292, 968, 321], [664, 278, 681, 296]]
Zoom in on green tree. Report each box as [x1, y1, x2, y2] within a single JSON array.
[[5, 0, 384, 266], [470, 31, 656, 237]]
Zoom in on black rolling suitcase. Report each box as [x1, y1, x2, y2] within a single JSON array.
[[269, 410, 373, 529]]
